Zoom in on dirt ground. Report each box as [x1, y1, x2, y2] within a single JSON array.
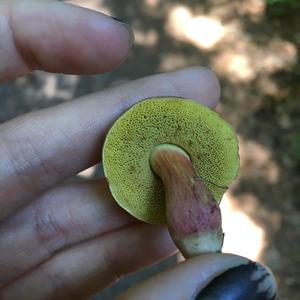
[[0, 0, 299, 299]]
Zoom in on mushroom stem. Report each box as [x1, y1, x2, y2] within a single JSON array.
[[150, 144, 224, 258]]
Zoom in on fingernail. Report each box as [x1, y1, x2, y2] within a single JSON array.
[[111, 17, 134, 46], [195, 261, 277, 300], [111, 17, 126, 24]]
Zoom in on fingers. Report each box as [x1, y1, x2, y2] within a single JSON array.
[[1, 223, 176, 300], [117, 254, 277, 300], [0, 0, 133, 81], [0, 67, 220, 221], [0, 179, 139, 285]]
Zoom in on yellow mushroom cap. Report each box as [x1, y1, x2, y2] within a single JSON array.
[[102, 97, 239, 224]]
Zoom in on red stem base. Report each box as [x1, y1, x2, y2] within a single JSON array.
[[150, 144, 224, 258]]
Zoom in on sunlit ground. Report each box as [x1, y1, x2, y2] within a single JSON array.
[[164, 3, 297, 83], [166, 6, 226, 50], [221, 192, 266, 261], [77, 166, 97, 178]]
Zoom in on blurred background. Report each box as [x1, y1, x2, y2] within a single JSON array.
[[1, 0, 299, 299]]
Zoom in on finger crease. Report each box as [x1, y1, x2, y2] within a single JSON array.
[[7, 3, 38, 72], [0, 136, 36, 197], [1, 133, 52, 198], [39, 264, 79, 300], [34, 205, 68, 257], [102, 247, 123, 283]]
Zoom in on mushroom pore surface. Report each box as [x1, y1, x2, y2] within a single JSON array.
[[102, 97, 239, 224]]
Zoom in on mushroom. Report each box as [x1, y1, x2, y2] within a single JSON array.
[[102, 97, 239, 258]]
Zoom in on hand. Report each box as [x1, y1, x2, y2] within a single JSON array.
[[0, 1, 276, 300]]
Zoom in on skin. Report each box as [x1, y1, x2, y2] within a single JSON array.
[[0, 1, 273, 299]]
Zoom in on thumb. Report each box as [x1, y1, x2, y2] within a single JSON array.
[[116, 254, 277, 300]]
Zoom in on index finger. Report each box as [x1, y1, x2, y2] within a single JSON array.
[[0, 0, 133, 81], [0, 67, 220, 221]]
